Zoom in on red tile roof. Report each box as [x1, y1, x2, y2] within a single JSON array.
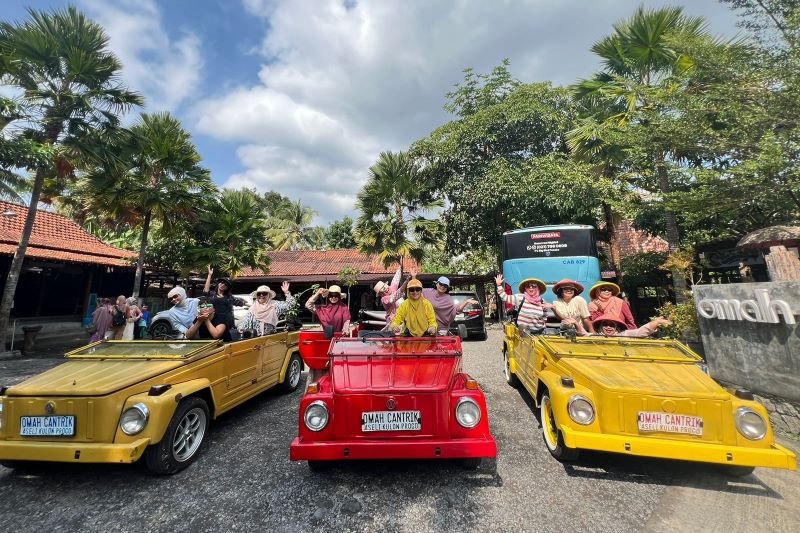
[[0, 200, 137, 267], [237, 250, 419, 282]]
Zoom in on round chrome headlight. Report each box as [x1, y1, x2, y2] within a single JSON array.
[[120, 403, 150, 435], [568, 395, 595, 425], [455, 397, 481, 428], [735, 407, 767, 440], [304, 400, 329, 432]]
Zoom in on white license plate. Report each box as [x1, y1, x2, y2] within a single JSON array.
[[361, 410, 421, 432], [637, 411, 703, 436], [20, 416, 75, 436]]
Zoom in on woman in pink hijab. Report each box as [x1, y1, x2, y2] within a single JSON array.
[[373, 267, 408, 330], [588, 282, 636, 330], [240, 282, 295, 336]]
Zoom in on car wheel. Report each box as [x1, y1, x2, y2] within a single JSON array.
[[503, 349, 521, 388], [719, 465, 755, 477], [540, 392, 579, 462], [279, 353, 303, 393], [478, 328, 488, 341], [144, 396, 210, 475], [460, 458, 482, 470], [149, 321, 173, 340], [457, 324, 468, 340]]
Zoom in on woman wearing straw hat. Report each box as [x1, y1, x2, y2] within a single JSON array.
[[374, 266, 408, 330], [239, 282, 295, 336], [495, 274, 552, 334], [593, 314, 671, 338], [305, 284, 351, 334], [588, 281, 636, 330], [552, 279, 594, 334]]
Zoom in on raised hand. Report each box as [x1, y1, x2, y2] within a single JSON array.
[[281, 281, 290, 293], [495, 274, 504, 286]]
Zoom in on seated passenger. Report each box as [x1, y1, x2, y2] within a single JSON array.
[[588, 282, 636, 330], [495, 274, 552, 334], [552, 279, 593, 334], [203, 265, 245, 318], [239, 282, 296, 336], [593, 314, 672, 338], [305, 284, 351, 334], [164, 286, 199, 338], [186, 297, 234, 341], [390, 279, 437, 336]]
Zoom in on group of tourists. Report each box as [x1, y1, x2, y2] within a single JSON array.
[[90, 295, 150, 342], [495, 274, 670, 338]]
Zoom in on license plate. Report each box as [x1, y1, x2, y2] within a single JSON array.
[[361, 410, 421, 432], [637, 411, 703, 436], [20, 416, 75, 436]]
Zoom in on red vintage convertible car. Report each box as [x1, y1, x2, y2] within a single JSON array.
[[290, 331, 497, 470]]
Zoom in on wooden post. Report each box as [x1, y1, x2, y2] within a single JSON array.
[[765, 246, 800, 281]]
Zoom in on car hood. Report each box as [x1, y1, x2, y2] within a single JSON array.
[[331, 354, 460, 393], [561, 357, 728, 399], [6, 359, 184, 397]]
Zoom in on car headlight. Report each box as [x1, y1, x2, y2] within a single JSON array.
[[455, 397, 481, 428], [120, 403, 150, 435], [304, 401, 329, 432], [568, 395, 595, 425], [735, 407, 767, 440]]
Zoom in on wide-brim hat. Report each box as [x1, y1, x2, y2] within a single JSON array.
[[592, 313, 626, 329], [373, 280, 389, 294], [407, 279, 423, 290], [250, 285, 276, 299], [553, 279, 584, 296], [589, 281, 620, 299], [328, 284, 342, 295], [518, 278, 546, 294]]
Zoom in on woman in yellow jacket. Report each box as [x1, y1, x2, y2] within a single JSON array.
[[390, 279, 437, 336]]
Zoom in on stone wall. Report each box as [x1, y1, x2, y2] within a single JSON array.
[[755, 392, 800, 441], [693, 281, 800, 402]]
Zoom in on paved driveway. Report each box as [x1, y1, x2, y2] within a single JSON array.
[[0, 328, 798, 532]]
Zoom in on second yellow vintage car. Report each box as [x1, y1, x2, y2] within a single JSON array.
[[0, 332, 302, 474], [501, 323, 796, 475]]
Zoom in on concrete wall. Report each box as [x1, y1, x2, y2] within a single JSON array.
[[694, 282, 800, 402]]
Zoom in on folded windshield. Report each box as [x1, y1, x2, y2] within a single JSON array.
[[329, 337, 462, 356], [66, 340, 219, 359]]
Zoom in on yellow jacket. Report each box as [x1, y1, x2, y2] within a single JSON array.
[[391, 297, 437, 336]]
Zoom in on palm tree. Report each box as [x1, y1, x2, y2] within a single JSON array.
[[354, 151, 442, 268], [568, 6, 713, 301], [0, 6, 143, 348], [189, 188, 271, 277], [267, 199, 320, 250], [78, 112, 214, 297]]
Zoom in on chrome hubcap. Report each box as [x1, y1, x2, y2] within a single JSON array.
[[172, 408, 206, 462], [289, 359, 301, 387]]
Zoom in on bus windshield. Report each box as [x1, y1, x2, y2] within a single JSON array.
[[501, 225, 601, 302]]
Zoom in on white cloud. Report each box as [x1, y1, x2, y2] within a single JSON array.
[[79, 0, 203, 113], [193, 0, 740, 225]]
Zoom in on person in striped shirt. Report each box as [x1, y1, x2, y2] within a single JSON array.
[[495, 274, 553, 333]]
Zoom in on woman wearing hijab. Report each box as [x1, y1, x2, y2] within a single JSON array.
[[373, 267, 408, 330], [305, 284, 351, 334], [391, 279, 437, 336], [111, 295, 129, 340], [186, 297, 234, 341], [90, 298, 114, 342], [495, 274, 552, 334], [239, 282, 296, 336], [419, 275, 478, 334], [588, 282, 636, 330], [552, 279, 593, 334], [165, 286, 200, 338]]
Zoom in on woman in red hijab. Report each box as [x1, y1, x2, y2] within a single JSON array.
[[588, 282, 636, 330], [305, 284, 351, 334]]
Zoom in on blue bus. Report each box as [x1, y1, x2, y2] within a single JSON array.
[[501, 224, 602, 304]]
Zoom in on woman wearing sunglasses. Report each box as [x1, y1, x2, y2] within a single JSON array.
[[390, 279, 437, 336], [239, 282, 295, 336], [587, 282, 636, 330], [592, 314, 671, 338], [185, 297, 234, 341], [164, 286, 200, 338], [305, 284, 351, 334], [495, 274, 552, 334]]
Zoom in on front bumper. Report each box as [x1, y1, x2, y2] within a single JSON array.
[[561, 426, 797, 470], [0, 438, 151, 464], [290, 436, 497, 462]]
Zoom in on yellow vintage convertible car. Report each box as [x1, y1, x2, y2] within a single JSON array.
[[0, 332, 302, 474], [501, 323, 796, 475]]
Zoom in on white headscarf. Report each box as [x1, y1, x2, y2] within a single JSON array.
[[166, 287, 199, 330]]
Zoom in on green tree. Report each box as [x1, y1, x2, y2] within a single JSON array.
[[266, 198, 320, 250], [0, 6, 142, 347], [325, 216, 356, 248], [354, 150, 442, 268], [189, 188, 271, 277]]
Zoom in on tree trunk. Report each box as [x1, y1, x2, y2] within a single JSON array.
[[0, 168, 46, 350], [657, 161, 687, 303], [132, 209, 152, 298]]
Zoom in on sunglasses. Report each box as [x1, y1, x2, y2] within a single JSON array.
[[600, 288, 613, 292], [408, 288, 422, 293], [561, 288, 575, 292], [328, 293, 340, 298], [169, 295, 180, 300], [256, 292, 269, 297], [199, 303, 213, 309], [600, 322, 618, 328], [524, 284, 539, 289]]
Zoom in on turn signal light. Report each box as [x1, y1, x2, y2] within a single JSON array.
[[465, 378, 479, 390], [306, 382, 320, 394]]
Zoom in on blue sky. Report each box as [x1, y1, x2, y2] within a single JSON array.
[[4, 1, 742, 224]]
